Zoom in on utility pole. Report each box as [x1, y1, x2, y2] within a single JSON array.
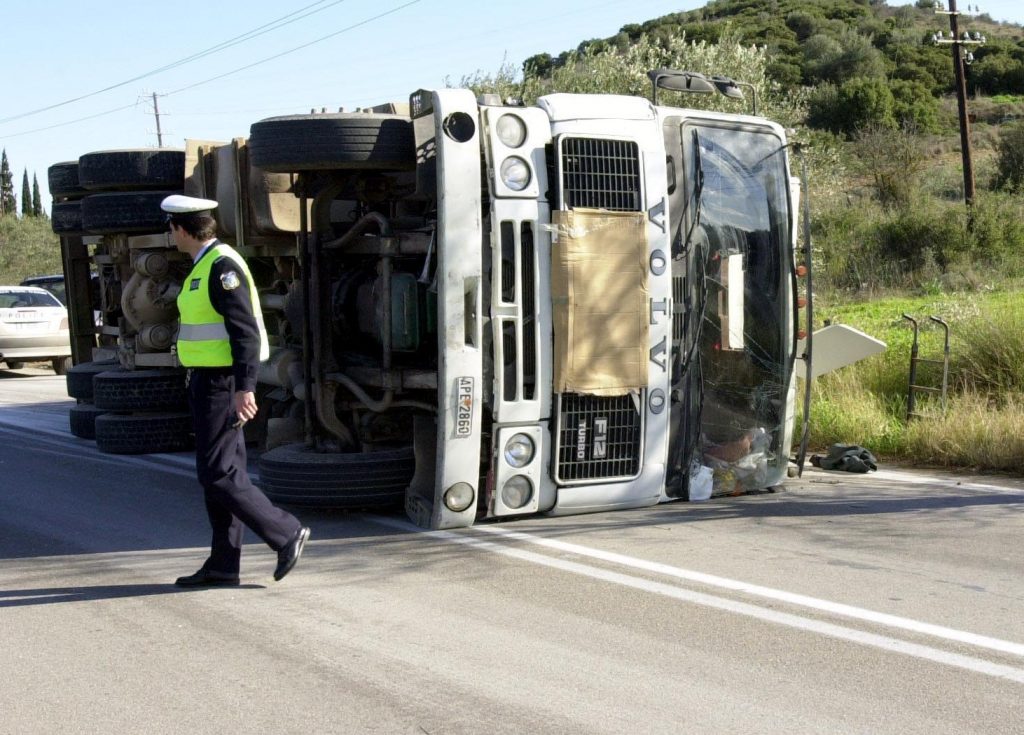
[[932, 1, 986, 207], [152, 92, 164, 148], [948, 0, 974, 206]]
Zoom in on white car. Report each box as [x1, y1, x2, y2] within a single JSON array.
[[0, 286, 73, 374]]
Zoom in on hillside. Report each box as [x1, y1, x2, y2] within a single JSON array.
[[529, 0, 1023, 92]]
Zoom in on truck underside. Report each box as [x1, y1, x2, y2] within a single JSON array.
[[51, 82, 812, 529]]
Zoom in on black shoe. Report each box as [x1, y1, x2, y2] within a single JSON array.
[[274, 526, 310, 582], [175, 568, 240, 587]]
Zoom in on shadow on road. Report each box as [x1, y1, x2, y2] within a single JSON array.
[[0, 582, 265, 607]]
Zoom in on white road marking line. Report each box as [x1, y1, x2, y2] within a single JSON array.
[[0, 423, 196, 480], [371, 517, 1024, 684], [870, 468, 1024, 496], [475, 524, 1024, 659]]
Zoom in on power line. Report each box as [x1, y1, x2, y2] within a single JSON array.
[[0, 1, 421, 142], [163, 0, 422, 97], [0, 102, 144, 140], [0, 0, 349, 126]]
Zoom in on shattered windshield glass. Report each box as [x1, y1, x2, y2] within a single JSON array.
[[684, 123, 792, 494]]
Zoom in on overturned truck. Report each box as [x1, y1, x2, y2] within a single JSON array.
[[51, 71, 815, 529]]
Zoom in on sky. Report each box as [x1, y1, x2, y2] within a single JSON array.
[[1, 0, 1021, 210]]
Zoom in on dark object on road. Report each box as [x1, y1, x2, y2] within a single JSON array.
[[810, 444, 878, 473]]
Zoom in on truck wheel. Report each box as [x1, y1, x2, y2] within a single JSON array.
[[51, 200, 85, 235], [66, 359, 120, 400], [78, 149, 186, 191], [80, 190, 179, 234], [48, 161, 89, 200], [51, 357, 72, 375], [92, 368, 188, 411], [5, 361, 25, 369], [258, 443, 415, 508], [69, 403, 106, 440], [248, 114, 415, 172], [94, 411, 193, 454]]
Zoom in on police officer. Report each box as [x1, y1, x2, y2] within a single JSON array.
[[163, 194, 309, 587]]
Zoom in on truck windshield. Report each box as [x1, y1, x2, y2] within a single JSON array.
[[683, 122, 792, 490]]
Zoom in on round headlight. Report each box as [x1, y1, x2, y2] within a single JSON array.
[[495, 114, 527, 148], [499, 156, 531, 191], [503, 433, 535, 468], [501, 475, 534, 510], [443, 482, 475, 512]]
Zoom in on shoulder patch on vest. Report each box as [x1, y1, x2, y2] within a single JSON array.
[[220, 271, 241, 290], [190, 278, 201, 291]]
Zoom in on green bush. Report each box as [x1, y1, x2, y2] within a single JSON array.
[[993, 122, 1024, 192], [808, 77, 896, 136], [891, 79, 939, 132], [965, 192, 1024, 267]]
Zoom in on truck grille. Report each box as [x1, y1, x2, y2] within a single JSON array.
[[560, 138, 641, 212], [555, 393, 643, 483]]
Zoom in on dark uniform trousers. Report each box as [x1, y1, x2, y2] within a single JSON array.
[[188, 367, 301, 574]]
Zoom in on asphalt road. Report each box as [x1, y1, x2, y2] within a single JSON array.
[[1, 368, 1023, 734]]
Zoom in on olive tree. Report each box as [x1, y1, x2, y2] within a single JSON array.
[[454, 30, 802, 125]]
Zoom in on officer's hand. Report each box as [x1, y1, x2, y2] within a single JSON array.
[[234, 390, 258, 423]]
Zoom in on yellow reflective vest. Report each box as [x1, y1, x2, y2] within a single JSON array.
[[176, 242, 269, 367]]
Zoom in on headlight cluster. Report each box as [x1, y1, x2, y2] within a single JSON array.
[[495, 114, 532, 192], [500, 433, 536, 510]]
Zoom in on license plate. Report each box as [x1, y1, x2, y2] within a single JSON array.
[[454, 377, 474, 438]]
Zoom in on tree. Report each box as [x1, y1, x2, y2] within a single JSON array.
[[0, 150, 15, 217], [522, 52, 554, 80], [21, 170, 31, 218], [31, 174, 42, 218]]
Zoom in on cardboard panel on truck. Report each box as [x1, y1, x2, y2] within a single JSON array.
[[551, 208, 649, 396]]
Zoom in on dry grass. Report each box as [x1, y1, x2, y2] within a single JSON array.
[[807, 289, 1024, 473], [903, 393, 1024, 471]]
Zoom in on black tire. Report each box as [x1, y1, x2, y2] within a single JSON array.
[[94, 411, 193, 454], [5, 361, 25, 369], [80, 190, 179, 234], [248, 114, 415, 173], [92, 368, 188, 411], [258, 443, 415, 508], [69, 403, 106, 440], [51, 356, 72, 375], [51, 200, 85, 235], [66, 359, 120, 400], [48, 161, 89, 200], [78, 149, 186, 191]]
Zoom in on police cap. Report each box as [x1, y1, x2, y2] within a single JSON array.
[[160, 194, 219, 214]]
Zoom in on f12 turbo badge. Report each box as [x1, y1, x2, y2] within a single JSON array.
[[220, 271, 241, 290]]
